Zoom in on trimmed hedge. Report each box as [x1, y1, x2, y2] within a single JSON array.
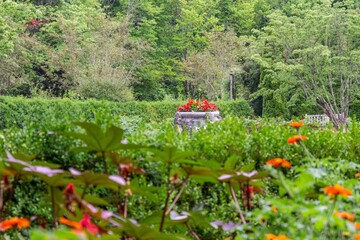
[[0, 96, 253, 129]]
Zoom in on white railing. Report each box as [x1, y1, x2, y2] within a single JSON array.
[[304, 114, 330, 124], [304, 113, 346, 125]]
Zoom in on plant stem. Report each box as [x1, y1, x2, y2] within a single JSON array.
[[50, 186, 58, 228], [185, 222, 200, 240], [277, 170, 294, 198], [165, 177, 188, 216], [229, 184, 247, 225], [297, 130, 316, 159], [102, 151, 108, 174], [245, 181, 251, 211], [320, 196, 337, 240], [81, 184, 88, 200], [159, 190, 171, 232], [124, 194, 128, 218], [159, 164, 172, 232]]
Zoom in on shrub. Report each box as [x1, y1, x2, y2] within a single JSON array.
[[0, 96, 253, 129]]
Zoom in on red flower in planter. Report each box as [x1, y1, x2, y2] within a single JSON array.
[[177, 98, 217, 112]]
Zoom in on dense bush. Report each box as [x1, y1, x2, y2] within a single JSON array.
[[0, 96, 253, 129], [2, 113, 360, 239]]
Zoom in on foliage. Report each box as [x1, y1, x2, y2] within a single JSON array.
[[253, 4, 360, 125], [1, 0, 360, 119], [1, 109, 360, 239], [0, 96, 253, 130]]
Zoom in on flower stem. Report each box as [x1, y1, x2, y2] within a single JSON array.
[[50, 186, 58, 228], [81, 184, 88, 200], [165, 177, 188, 216], [277, 170, 294, 198], [101, 151, 108, 174], [185, 222, 200, 240], [159, 164, 172, 232], [320, 196, 337, 240], [229, 184, 247, 224]]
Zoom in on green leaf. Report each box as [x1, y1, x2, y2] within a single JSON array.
[[147, 147, 198, 165], [224, 155, 238, 170], [84, 194, 111, 206], [69, 170, 126, 189]]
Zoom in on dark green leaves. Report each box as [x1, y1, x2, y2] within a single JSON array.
[[60, 122, 140, 153]]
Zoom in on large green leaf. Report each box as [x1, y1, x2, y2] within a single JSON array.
[[111, 219, 190, 240], [147, 147, 199, 165], [60, 122, 139, 153]]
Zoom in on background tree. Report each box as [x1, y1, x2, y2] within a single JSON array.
[[254, 4, 360, 128]]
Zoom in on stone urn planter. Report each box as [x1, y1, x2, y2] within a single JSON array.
[[174, 111, 221, 133]]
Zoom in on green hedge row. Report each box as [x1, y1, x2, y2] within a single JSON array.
[[0, 96, 253, 129]]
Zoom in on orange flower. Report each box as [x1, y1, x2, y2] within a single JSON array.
[[59, 217, 82, 230], [355, 234, 360, 240], [335, 211, 355, 222], [60, 214, 99, 235], [266, 233, 291, 240], [272, 207, 278, 213], [324, 184, 352, 197], [355, 223, 360, 230], [355, 173, 360, 178], [266, 158, 291, 168], [290, 121, 304, 128], [0, 217, 30, 231], [287, 135, 307, 144]]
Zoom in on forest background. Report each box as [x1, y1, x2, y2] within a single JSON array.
[[0, 0, 360, 119]]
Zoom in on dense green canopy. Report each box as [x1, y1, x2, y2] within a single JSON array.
[[0, 0, 359, 120]]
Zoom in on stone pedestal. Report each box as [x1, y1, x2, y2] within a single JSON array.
[[173, 111, 221, 133]]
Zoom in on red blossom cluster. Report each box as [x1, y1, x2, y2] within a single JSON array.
[[177, 99, 217, 112], [26, 19, 48, 29], [26, 19, 48, 36]]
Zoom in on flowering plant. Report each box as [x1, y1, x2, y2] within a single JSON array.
[[177, 99, 218, 112]]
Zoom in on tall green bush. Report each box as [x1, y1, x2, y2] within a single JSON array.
[[0, 97, 253, 129]]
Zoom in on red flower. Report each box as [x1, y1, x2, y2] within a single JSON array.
[[64, 183, 75, 195], [177, 99, 218, 112], [80, 213, 99, 235]]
